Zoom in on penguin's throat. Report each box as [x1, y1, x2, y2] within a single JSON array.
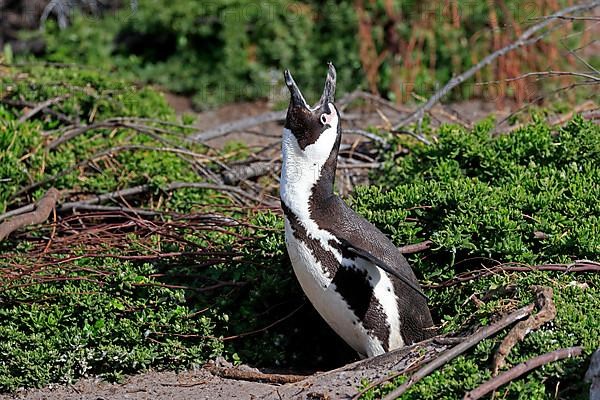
[[280, 128, 337, 217], [280, 156, 325, 218]]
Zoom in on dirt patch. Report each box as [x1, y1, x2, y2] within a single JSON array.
[[162, 92, 195, 115], [3, 339, 451, 400], [3, 368, 276, 400]]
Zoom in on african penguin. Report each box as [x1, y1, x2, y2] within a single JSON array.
[[280, 63, 434, 358]]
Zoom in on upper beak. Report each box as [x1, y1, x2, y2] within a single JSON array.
[[284, 69, 308, 109], [318, 62, 336, 106]]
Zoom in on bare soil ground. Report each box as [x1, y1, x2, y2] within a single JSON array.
[[3, 341, 451, 400], [3, 368, 277, 400]]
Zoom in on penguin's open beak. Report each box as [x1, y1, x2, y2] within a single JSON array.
[[284, 63, 337, 110]]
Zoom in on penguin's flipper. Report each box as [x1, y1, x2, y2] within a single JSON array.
[[340, 238, 428, 301]]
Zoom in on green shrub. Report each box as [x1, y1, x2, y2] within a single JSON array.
[[0, 260, 222, 391], [354, 116, 600, 273], [0, 64, 227, 391], [0, 63, 203, 213], [33, 0, 587, 107], [40, 1, 361, 108], [352, 116, 599, 398]]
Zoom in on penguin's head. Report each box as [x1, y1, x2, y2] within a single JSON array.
[[283, 63, 340, 152]]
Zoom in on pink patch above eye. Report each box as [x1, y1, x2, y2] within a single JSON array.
[[322, 112, 335, 125]]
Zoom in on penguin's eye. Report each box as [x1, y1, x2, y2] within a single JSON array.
[[320, 114, 328, 125]]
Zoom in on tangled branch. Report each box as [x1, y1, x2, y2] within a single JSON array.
[[492, 286, 557, 375], [381, 304, 535, 400]]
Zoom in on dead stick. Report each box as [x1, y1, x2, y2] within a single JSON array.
[[0, 204, 36, 223], [339, 90, 412, 114], [425, 263, 600, 288], [18, 95, 69, 123], [1, 98, 75, 124], [492, 286, 557, 375], [190, 111, 285, 142], [342, 129, 387, 144], [476, 71, 600, 85], [381, 304, 534, 400], [352, 353, 435, 400], [0, 188, 60, 241], [464, 346, 584, 400], [205, 364, 306, 385], [13, 144, 220, 198], [58, 182, 263, 213], [187, 92, 363, 142], [399, 240, 433, 254], [59, 204, 160, 217], [46, 119, 191, 150], [47, 121, 120, 149], [222, 161, 275, 185], [394, 0, 600, 128]]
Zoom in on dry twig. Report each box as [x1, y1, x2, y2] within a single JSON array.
[[0, 188, 60, 241], [190, 111, 285, 142], [205, 364, 306, 385], [425, 261, 600, 288], [0, 209, 254, 284], [476, 70, 600, 85], [0, 98, 76, 124], [57, 181, 265, 213], [398, 240, 433, 254], [18, 95, 70, 123], [464, 346, 584, 400], [46, 120, 187, 150], [222, 161, 276, 185], [492, 286, 557, 375], [11, 144, 228, 199]]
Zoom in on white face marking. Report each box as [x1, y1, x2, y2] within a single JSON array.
[[280, 103, 338, 211]]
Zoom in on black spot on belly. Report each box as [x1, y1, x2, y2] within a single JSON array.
[[331, 266, 390, 351], [282, 202, 391, 350]]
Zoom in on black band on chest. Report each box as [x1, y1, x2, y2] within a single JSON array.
[[281, 201, 391, 349]]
